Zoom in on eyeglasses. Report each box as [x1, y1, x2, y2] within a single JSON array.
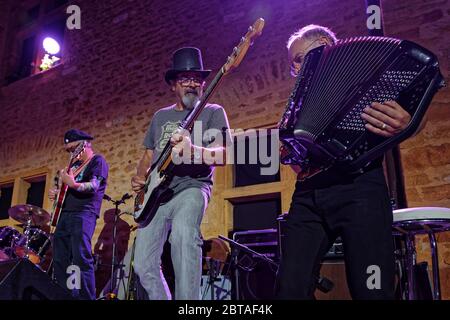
[[290, 38, 323, 77], [176, 76, 204, 86]]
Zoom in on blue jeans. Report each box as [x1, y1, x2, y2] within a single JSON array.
[[53, 210, 97, 300], [134, 187, 208, 300]]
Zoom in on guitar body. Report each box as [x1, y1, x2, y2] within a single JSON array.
[[133, 168, 174, 224]]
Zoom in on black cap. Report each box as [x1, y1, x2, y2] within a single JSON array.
[[64, 129, 94, 144], [164, 47, 211, 85]]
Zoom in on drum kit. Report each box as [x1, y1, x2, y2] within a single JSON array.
[[0, 204, 52, 269]]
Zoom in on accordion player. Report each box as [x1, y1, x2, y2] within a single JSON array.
[[278, 36, 445, 180]]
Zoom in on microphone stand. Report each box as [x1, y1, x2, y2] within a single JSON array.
[[99, 193, 132, 300], [218, 235, 278, 300]]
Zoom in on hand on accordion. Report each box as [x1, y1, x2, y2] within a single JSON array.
[[279, 143, 290, 160], [361, 100, 411, 138], [279, 143, 302, 174]]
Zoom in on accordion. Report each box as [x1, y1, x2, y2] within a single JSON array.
[[278, 36, 445, 179]]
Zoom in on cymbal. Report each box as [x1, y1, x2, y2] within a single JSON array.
[[8, 204, 50, 226]]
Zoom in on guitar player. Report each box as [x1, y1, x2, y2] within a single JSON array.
[[130, 47, 231, 300], [48, 129, 109, 300]]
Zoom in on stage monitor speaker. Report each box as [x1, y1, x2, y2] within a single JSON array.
[[0, 258, 74, 300]]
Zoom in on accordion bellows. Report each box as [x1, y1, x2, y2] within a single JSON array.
[[279, 36, 445, 178]]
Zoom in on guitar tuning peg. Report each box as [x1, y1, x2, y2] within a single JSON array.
[[240, 36, 245, 43], [248, 26, 253, 32], [233, 47, 238, 54]]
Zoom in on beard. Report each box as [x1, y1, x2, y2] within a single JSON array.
[[182, 91, 200, 110]]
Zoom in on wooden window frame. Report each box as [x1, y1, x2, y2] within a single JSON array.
[[10, 0, 67, 81], [0, 167, 52, 226]]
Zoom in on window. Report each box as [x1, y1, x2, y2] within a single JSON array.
[[232, 195, 281, 231], [45, 0, 68, 13], [4, 0, 67, 85], [0, 182, 14, 220], [233, 130, 280, 187], [0, 168, 51, 222], [18, 4, 41, 28], [16, 35, 37, 79], [25, 175, 47, 208]]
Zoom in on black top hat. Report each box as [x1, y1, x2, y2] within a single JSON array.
[[164, 47, 211, 85], [64, 129, 94, 144]]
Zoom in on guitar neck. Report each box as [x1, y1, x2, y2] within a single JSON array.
[[183, 68, 225, 131]]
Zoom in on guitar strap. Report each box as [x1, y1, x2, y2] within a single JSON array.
[[71, 154, 96, 179]]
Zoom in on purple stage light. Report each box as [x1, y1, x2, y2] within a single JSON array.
[[43, 37, 60, 55]]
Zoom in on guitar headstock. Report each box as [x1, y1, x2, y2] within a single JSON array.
[[222, 18, 265, 74], [71, 140, 87, 161]]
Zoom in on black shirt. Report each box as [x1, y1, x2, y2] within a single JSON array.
[[63, 154, 109, 216], [296, 156, 384, 191]]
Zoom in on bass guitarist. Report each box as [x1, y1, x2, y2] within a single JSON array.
[[48, 129, 109, 300], [130, 47, 231, 300]]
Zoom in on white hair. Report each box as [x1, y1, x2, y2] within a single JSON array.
[[287, 24, 338, 49]]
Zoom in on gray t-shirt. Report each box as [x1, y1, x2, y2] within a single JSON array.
[[143, 103, 231, 198]]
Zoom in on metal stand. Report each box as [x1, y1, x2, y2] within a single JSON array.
[[24, 212, 32, 261], [204, 257, 220, 300], [393, 218, 450, 300], [98, 193, 132, 300], [219, 235, 277, 300], [125, 236, 137, 300]]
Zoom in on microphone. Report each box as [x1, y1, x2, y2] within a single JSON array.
[[103, 194, 112, 201], [121, 193, 133, 202]]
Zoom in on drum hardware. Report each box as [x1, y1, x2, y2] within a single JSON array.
[[14, 227, 51, 264], [7, 204, 52, 266], [201, 238, 230, 300]]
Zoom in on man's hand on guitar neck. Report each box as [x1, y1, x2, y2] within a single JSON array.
[[60, 168, 77, 189], [48, 188, 58, 201], [131, 175, 146, 192]]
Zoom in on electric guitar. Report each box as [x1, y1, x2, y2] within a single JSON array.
[[133, 18, 265, 225], [49, 141, 88, 227]]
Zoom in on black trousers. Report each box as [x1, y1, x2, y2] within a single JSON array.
[[275, 167, 395, 299], [53, 211, 97, 300]]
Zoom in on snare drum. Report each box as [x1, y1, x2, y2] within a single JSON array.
[[14, 228, 51, 265], [0, 226, 22, 249]]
